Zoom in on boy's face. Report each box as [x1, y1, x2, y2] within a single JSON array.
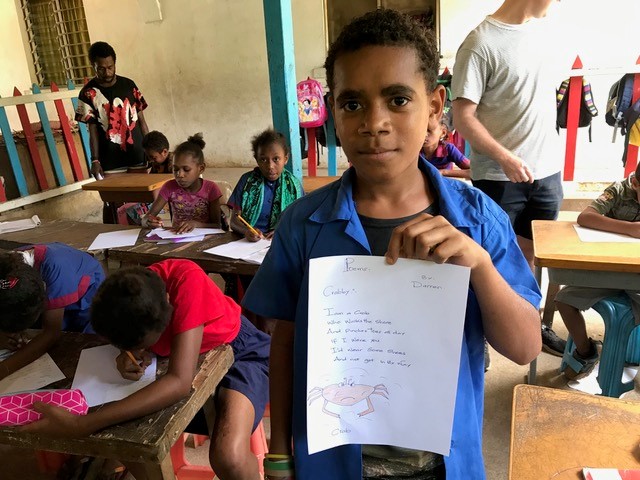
[[146, 148, 169, 165], [329, 45, 443, 185], [255, 142, 289, 182]]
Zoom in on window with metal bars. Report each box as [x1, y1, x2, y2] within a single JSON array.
[[20, 0, 93, 87]]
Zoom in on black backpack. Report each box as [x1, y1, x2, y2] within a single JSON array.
[[556, 78, 598, 141]]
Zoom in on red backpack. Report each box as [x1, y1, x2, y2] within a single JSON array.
[[297, 77, 327, 128]]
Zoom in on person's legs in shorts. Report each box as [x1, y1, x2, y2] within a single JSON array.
[[210, 316, 270, 478]]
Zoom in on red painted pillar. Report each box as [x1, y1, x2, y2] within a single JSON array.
[[563, 56, 583, 181], [306, 127, 317, 176], [624, 56, 640, 177]]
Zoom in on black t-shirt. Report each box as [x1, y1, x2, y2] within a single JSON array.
[[359, 202, 439, 256], [75, 75, 148, 171]]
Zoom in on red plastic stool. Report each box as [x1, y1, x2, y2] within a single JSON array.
[[35, 450, 70, 473], [170, 420, 268, 480]]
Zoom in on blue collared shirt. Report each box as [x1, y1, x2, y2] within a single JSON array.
[[243, 158, 541, 480]]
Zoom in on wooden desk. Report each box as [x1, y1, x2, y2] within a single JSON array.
[[509, 384, 640, 480], [529, 220, 640, 383], [82, 173, 172, 224], [0, 332, 233, 480], [0, 220, 141, 252], [82, 173, 173, 203], [108, 231, 260, 276], [303, 175, 340, 193]]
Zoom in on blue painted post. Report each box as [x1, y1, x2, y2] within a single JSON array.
[[0, 99, 29, 196], [326, 106, 337, 176], [32, 84, 67, 187], [262, 0, 302, 180], [67, 80, 91, 171]]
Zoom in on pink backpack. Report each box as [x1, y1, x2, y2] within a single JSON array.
[[297, 77, 327, 128]]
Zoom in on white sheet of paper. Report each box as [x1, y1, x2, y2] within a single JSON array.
[[567, 363, 638, 395], [71, 344, 157, 407], [156, 235, 205, 244], [88, 229, 141, 250], [573, 224, 640, 243], [306, 255, 470, 455], [0, 215, 41, 234], [0, 351, 65, 394], [204, 238, 271, 262], [148, 227, 224, 240]]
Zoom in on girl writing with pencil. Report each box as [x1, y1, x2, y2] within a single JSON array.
[[228, 128, 304, 241], [142, 133, 223, 233], [0, 243, 105, 380], [21, 259, 270, 480]]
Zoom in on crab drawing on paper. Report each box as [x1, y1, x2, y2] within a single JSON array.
[[307, 378, 389, 418]]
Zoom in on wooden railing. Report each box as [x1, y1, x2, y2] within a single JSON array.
[[0, 80, 92, 211]]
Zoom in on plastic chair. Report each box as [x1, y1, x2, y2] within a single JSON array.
[[170, 420, 268, 480], [34, 450, 70, 473], [560, 294, 639, 397]]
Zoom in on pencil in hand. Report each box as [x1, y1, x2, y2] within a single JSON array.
[[236, 214, 262, 238], [126, 350, 142, 367]]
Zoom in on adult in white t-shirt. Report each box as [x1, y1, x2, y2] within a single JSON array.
[[452, 0, 565, 356]]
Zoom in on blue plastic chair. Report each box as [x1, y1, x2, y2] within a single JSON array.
[[560, 294, 639, 398]]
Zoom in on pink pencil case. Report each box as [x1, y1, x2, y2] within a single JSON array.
[[0, 389, 89, 426]]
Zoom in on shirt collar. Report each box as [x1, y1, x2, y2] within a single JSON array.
[[309, 157, 485, 230]]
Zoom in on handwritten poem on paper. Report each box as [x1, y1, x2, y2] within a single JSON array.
[[307, 256, 470, 455]]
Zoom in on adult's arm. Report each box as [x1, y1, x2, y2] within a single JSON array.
[[137, 110, 149, 136], [88, 123, 103, 178], [452, 98, 533, 183]]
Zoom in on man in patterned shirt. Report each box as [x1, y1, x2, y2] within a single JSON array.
[[76, 41, 149, 179]]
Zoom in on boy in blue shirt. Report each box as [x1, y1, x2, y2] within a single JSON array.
[[243, 9, 542, 480]]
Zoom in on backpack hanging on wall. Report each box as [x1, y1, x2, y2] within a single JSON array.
[[556, 78, 598, 141], [605, 73, 640, 166], [605, 74, 636, 138], [297, 77, 327, 128]]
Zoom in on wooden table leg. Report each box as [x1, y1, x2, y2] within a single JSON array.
[[541, 282, 560, 328], [126, 455, 176, 480]]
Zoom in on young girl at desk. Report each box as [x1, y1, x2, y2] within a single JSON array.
[[0, 242, 105, 380], [143, 133, 223, 233], [23, 259, 270, 480], [555, 161, 640, 380], [226, 129, 304, 334], [421, 121, 470, 179], [228, 128, 304, 242]]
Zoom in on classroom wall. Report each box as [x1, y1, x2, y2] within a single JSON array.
[[2, 0, 640, 173], [80, 0, 326, 167]]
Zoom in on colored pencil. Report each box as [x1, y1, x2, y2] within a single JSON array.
[[236, 214, 261, 237]]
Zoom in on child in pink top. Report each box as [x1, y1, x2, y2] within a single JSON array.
[[143, 133, 222, 233]]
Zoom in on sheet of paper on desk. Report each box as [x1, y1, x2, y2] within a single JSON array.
[[573, 225, 640, 243], [71, 344, 157, 407], [583, 468, 640, 479], [88, 229, 141, 250], [148, 227, 224, 240], [204, 238, 271, 263], [0, 350, 65, 394], [0, 215, 41, 234], [306, 255, 470, 456]]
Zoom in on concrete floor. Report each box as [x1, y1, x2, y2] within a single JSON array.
[[3, 168, 639, 479]]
